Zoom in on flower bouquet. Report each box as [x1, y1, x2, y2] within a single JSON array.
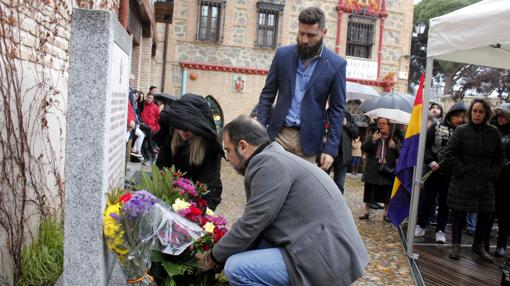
[[104, 188, 208, 285], [139, 166, 229, 286], [104, 166, 229, 286]]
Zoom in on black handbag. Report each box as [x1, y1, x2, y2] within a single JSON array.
[[378, 163, 395, 176]]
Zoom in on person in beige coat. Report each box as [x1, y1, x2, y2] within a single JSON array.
[[351, 136, 362, 175]]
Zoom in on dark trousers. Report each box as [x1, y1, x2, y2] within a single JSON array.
[[140, 124, 155, 161], [417, 172, 450, 233], [490, 207, 510, 249], [451, 210, 492, 245]]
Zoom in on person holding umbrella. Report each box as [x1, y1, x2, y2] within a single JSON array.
[[359, 117, 400, 221]]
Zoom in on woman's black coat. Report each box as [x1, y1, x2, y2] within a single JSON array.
[[440, 123, 504, 213]]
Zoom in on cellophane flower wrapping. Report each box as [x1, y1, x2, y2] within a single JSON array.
[[104, 188, 208, 285], [138, 166, 230, 285]]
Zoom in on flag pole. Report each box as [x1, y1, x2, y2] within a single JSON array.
[[406, 57, 434, 257]]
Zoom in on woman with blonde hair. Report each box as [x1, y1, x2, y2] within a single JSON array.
[[155, 94, 224, 210]]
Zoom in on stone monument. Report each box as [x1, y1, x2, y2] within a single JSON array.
[[64, 9, 131, 285]]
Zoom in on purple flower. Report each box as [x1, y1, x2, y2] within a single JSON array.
[[173, 178, 197, 197], [121, 190, 159, 219], [204, 215, 227, 227]]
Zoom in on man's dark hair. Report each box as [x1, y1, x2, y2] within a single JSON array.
[[220, 115, 270, 147], [468, 98, 492, 124], [149, 86, 157, 92], [298, 7, 326, 30]]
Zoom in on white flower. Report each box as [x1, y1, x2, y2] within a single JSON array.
[[203, 222, 215, 233], [172, 198, 190, 211], [205, 208, 215, 216]]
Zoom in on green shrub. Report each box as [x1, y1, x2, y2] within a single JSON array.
[[17, 216, 64, 286]]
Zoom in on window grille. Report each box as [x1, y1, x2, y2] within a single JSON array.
[[197, 0, 225, 42], [256, 2, 284, 48], [346, 15, 376, 59]]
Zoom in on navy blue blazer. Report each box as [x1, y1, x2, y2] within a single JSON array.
[[257, 44, 346, 157]]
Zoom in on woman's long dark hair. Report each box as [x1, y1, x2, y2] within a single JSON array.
[[468, 98, 492, 124]]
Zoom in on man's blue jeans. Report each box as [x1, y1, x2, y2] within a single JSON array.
[[224, 247, 289, 286], [467, 213, 477, 231]]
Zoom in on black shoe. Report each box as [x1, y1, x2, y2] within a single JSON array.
[[369, 203, 382, 210], [359, 214, 369, 220], [449, 243, 461, 260], [130, 154, 143, 163], [495, 247, 506, 258], [472, 244, 494, 263]]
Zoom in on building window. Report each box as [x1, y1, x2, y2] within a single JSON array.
[[198, 0, 223, 42], [256, 2, 284, 48], [346, 15, 376, 59]]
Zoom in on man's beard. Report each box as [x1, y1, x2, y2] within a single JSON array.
[[297, 37, 323, 59], [233, 149, 247, 176]]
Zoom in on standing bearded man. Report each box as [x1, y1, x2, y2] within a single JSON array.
[[256, 6, 346, 171]]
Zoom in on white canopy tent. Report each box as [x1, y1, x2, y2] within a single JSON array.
[[406, 0, 510, 257]]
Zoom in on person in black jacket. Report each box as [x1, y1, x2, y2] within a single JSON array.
[[155, 94, 224, 210], [440, 99, 504, 262], [415, 102, 467, 243], [332, 111, 358, 193], [490, 103, 510, 257]]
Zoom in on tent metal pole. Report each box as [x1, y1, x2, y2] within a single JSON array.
[[406, 57, 434, 258]]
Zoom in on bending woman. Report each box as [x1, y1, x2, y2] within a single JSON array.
[[155, 94, 224, 210]]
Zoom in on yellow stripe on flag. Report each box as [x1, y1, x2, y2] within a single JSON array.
[[391, 178, 401, 199], [405, 104, 422, 139]]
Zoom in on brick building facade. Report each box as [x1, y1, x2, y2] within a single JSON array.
[[151, 0, 414, 123], [0, 1, 161, 283]]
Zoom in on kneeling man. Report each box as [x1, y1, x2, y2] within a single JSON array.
[[196, 115, 368, 286]]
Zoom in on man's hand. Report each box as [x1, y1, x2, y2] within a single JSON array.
[[319, 153, 334, 171], [128, 120, 135, 132], [429, 161, 440, 171], [195, 251, 216, 271]]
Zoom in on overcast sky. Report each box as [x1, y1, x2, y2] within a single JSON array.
[[414, 0, 422, 4]]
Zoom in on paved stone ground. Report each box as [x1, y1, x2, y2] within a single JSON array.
[[128, 160, 415, 285], [215, 161, 415, 286]]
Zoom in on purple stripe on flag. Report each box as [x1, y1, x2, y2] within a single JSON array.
[[395, 134, 420, 174], [387, 185, 411, 225]]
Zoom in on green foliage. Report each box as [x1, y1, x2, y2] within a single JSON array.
[[414, 0, 481, 24], [138, 165, 181, 204], [17, 216, 64, 286], [106, 187, 127, 205]]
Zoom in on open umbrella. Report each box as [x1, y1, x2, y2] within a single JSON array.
[[364, 108, 411, 125], [346, 81, 380, 101], [360, 91, 414, 113], [154, 93, 178, 105]]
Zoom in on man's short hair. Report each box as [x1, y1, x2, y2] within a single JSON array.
[[221, 115, 270, 147], [298, 7, 326, 30], [149, 86, 157, 92]]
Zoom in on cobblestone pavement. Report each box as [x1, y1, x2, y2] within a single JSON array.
[[215, 161, 415, 286], [129, 160, 415, 285]]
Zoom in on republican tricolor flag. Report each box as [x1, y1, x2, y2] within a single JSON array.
[[386, 74, 424, 225]]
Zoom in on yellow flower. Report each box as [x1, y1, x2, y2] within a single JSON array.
[[205, 208, 215, 216], [203, 222, 215, 233], [172, 198, 191, 211], [103, 203, 126, 253]]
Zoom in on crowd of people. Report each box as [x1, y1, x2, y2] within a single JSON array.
[[123, 5, 509, 286]]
